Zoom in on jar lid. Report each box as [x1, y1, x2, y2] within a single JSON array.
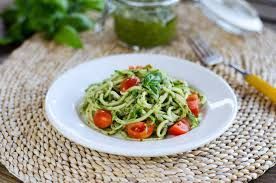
[[198, 0, 263, 34]]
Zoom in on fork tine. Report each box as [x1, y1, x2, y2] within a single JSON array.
[[189, 37, 208, 61], [189, 36, 224, 66], [191, 36, 210, 58], [193, 36, 215, 57]]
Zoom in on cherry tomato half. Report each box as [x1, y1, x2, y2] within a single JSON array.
[[120, 77, 140, 92], [93, 110, 112, 129], [168, 118, 191, 136], [186, 94, 200, 117], [125, 122, 154, 139]]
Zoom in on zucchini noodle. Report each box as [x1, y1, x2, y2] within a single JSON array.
[[79, 65, 206, 140]]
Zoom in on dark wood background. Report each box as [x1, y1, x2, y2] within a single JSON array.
[[0, 0, 275, 182]]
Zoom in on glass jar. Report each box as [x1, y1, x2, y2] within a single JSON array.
[[111, 0, 179, 48]]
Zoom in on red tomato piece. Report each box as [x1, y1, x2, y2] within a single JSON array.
[[186, 94, 200, 117], [125, 122, 154, 139], [168, 118, 191, 136], [120, 77, 140, 92], [93, 110, 112, 129]]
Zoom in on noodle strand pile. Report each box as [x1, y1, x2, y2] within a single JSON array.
[[80, 65, 205, 139]]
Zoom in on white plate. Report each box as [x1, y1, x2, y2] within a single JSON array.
[[45, 54, 237, 157]]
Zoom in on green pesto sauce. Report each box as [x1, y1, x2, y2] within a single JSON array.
[[114, 15, 177, 48]]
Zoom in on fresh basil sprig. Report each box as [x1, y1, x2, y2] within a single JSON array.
[[0, 0, 104, 48], [142, 70, 163, 97]]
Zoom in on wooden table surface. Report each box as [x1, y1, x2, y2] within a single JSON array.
[[0, 0, 275, 182]]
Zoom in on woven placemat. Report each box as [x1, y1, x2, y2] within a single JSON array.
[[0, 3, 276, 183]]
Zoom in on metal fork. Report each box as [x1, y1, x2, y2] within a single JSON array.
[[188, 36, 243, 71], [189, 35, 276, 103]]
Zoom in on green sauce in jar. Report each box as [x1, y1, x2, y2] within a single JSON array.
[[112, 0, 178, 48], [114, 15, 176, 48]]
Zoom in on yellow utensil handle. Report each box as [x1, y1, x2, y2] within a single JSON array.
[[245, 74, 276, 103]]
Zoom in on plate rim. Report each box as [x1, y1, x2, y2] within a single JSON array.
[[45, 53, 238, 157]]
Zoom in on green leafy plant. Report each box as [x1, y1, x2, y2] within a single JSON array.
[[0, 0, 104, 48]]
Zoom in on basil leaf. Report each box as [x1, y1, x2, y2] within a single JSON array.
[[0, 37, 13, 45], [60, 13, 94, 31], [142, 70, 162, 97], [43, 0, 69, 11], [5, 21, 26, 42], [81, 0, 105, 11], [68, 0, 104, 12], [54, 25, 83, 48], [26, 3, 64, 32], [1, 6, 19, 26]]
